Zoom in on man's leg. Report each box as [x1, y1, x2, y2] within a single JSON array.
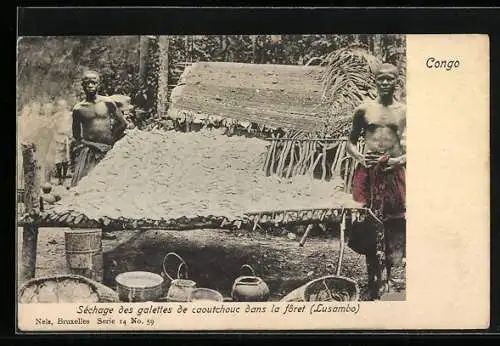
[[62, 162, 69, 178], [383, 218, 406, 290], [365, 251, 380, 300], [55, 163, 63, 185]]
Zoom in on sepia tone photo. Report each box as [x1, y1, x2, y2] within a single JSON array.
[[16, 35, 408, 311]]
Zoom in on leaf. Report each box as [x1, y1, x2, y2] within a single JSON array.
[[318, 46, 381, 132]]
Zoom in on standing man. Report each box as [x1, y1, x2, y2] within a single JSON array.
[[346, 63, 406, 300], [71, 71, 128, 240], [71, 71, 128, 187], [51, 99, 73, 186]]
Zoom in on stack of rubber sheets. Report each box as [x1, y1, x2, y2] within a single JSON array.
[[52, 129, 359, 223]]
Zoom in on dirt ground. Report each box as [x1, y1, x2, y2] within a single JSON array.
[[17, 226, 406, 302]]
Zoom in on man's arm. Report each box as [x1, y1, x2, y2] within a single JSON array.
[[397, 126, 406, 165], [346, 106, 367, 166], [107, 101, 128, 140], [385, 107, 407, 170], [72, 108, 82, 141]]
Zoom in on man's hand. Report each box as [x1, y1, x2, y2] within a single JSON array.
[[364, 152, 385, 168], [383, 156, 405, 172]]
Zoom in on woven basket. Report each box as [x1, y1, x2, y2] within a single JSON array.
[[18, 274, 119, 303], [280, 275, 359, 302]]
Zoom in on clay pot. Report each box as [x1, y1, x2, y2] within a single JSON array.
[[162, 252, 197, 302], [231, 265, 270, 302]]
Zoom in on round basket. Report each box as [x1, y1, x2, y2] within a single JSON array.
[[189, 288, 224, 302], [115, 271, 164, 302], [280, 276, 359, 302], [18, 274, 119, 303]]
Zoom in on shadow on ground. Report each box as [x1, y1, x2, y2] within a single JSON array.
[[102, 228, 374, 301]]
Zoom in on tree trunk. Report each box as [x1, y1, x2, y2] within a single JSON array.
[[373, 34, 383, 61], [21, 142, 41, 282], [139, 36, 150, 85], [156, 36, 169, 119], [251, 35, 257, 63]]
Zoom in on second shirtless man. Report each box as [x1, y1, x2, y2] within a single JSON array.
[[346, 63, 406, 300]]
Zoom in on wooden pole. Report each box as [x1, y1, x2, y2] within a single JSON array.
[[157, 35, 170, 119], [321, 142, 327, 181], [336, 212, 346, 276], [21, 142, 41, 282], [298, 224, 314, 247]]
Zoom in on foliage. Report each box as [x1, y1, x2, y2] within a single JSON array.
[[17, 35, 406, 126], [320, 44, 380, 113], [318, 37, 406, 136], [17, 36, 142, 111]]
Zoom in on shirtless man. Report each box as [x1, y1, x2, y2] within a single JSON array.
[[71, 71, 128, 240], [71, 70, 128, 187], [346, 63, 406, 300]]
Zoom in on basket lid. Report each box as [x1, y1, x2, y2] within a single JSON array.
[[115, 271, 164, 288], [190, 288, 223, 302]]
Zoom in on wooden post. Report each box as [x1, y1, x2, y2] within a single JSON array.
[[21, 142, 41, 282], [298, 224, 314, 247], [157, 35, 170, 119], [336, 211, 346, 276]]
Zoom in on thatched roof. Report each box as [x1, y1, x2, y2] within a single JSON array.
[[167, 62, 336, 135], [41, 129, 362, 230]]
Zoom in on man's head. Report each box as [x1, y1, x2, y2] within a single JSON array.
[[41, 182, 52, 194], [81, 70, 100, 96], [373, 63, 399, 97]]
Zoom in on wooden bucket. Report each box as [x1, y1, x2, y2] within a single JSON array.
[[64, 229, 103, 282]]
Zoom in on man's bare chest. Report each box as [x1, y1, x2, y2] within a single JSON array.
[[364, 104, 405, 129], [76, 102, 111, 121]]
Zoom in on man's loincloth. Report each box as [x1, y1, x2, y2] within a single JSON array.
[[348, 162, 406, 262], [71, 139, 113, 187], [352, 162, 406, 221]]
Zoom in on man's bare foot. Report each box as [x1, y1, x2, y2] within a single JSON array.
[[380, 281, 391, 295]]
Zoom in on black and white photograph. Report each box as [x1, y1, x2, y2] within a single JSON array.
[[16, 34, 408, 308]]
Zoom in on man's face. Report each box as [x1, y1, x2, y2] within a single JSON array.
[[375, 72, 397, 97], [82, 77, 99, 95]]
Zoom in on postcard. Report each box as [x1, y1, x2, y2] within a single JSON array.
[[16, 33, 489, 331]]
